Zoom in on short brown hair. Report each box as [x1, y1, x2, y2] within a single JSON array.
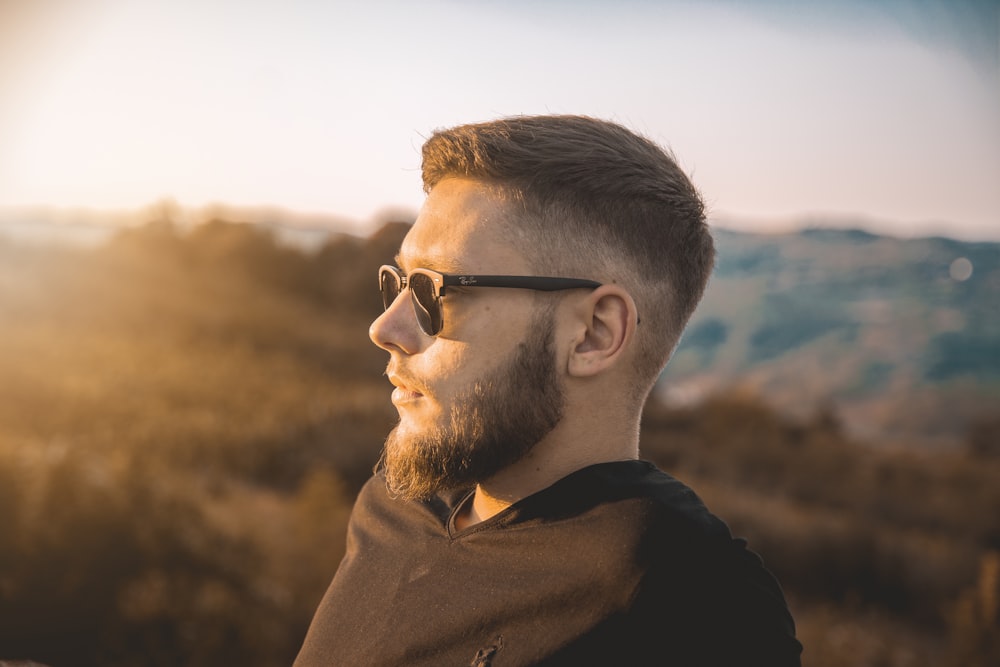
[[421, 115, 714, 395]]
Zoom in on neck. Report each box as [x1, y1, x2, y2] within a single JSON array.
[[453, 408, 640, 530]]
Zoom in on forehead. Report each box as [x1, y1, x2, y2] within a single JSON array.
[[397, 178, 528, 273]]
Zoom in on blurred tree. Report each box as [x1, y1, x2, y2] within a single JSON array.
[[948, 551, 1000, 667]]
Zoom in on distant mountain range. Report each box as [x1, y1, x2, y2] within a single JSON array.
[[0, 202, 378, 248], [660, 227, 1000, 444]]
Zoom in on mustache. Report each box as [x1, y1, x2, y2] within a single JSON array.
[[384, 365, 426, 395]]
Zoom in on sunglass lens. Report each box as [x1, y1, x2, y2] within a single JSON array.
[[408, 272, 442, 335], [379, 268, 400, 310]]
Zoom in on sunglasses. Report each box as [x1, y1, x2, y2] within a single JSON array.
[[379, 265, 601, 336]]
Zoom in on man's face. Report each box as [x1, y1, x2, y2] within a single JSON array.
[[369, 178, 565, 499]]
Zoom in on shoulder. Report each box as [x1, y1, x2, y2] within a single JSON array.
[[552, 460, 731, 543], [349, 472, 463, 534], [348, 472, 393, 523], [558, 461, 802, 665]]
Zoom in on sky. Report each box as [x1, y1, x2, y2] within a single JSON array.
[[0, 0, 998, 239]]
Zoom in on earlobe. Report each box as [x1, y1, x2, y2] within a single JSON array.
[[567, 287, 637, 378]]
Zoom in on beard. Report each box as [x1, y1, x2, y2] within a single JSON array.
[[380, 310, 564, 501]]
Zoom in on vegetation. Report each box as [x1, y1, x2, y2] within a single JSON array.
[[0, 219, 997, 665]]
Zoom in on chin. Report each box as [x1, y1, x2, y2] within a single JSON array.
[[392, 414, 427, 439]]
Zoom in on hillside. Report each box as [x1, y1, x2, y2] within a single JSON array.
[[662, 226, 1000, 443]]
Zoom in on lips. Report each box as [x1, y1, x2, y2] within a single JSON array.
[[387, 370, 425, 403], [392, 387, 423, 405]]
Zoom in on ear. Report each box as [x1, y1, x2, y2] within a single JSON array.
[[567, 285, 638, 378]]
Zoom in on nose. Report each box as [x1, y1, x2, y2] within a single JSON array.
[[369, 289, 423, 354]]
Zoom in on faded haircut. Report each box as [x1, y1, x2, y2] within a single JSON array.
[[420, 114, 715, 397]]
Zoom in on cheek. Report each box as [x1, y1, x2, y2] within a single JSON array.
[[415, 307, 532, 398], [409, 345, 469, 401], [416, 343, 490, 402]]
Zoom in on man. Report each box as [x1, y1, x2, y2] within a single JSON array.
[[295, 115, 802, 666]]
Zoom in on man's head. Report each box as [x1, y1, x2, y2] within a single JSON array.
[[370, 115, 714, 499], [420, 115, 714, 393]]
